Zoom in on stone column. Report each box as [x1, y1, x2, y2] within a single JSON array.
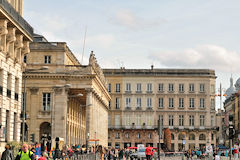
[[52, 87, 68, 144], [85, 88, 93, 144]]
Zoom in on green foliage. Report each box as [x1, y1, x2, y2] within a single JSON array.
[[8, 141, 22, 157], [8, 141, 29, 157]]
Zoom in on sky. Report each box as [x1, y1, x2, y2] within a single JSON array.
[[24, 0, 240, 109]]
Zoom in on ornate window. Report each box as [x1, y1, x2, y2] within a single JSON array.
[[189, 134, 195, 140], [199, 134, 206, 140]]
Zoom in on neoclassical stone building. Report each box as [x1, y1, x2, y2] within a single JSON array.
[[104, 68, 217, 151], [0, 0, 33, 153], [24, 35, 110, 147]]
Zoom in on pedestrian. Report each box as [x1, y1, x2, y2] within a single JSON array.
[[118, 148, 124, 160], [15, 144, 34, 160], [38, 152, 47, 160], [1, 144, 13, 160], [145, 144, 153, 160], [233, 143, 239, 160]]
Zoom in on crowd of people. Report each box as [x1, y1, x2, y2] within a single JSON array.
[[2, 142, 240, 160]]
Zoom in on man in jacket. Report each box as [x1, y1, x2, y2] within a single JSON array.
[[145, 144, 153, 160], [15, 144, 34, 160], [1, 144, 13, 160]]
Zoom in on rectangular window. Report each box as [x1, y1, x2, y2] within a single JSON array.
[[158, 83, 164, 92], [136, 83, 141, 92], [169, 115, 174, 126], [189, 84, 195, 92], [189, 98, 195, 108], [158, 98, 164, 108], [115, 115, 120, 127], [200, 98, 205, 108], [136, 115, 141, 126], [108, 101, 111, 109], [169, 98, 174, 108], [179, 84, 184, 92], [147, 98, 152, 108], [159, 115, 164, 126], [211, 99, 215, 109], [189, 115, 194, 126], [125, 115, 131, 126], [116, 83, 120, 93], [136, 98, 141, 108], [23, 55, 27, 63], [126, 97, 131, 108], [13, 113, 17, 140], [108, 115, 111, 127], [200, 115, 205, 127], [179, 98, 184, 108], [211, 85, 215, 94], [108, 83, 111, 93], [126, 83, 131, 92], [7, 73, 12, 98], [42, 93, 51, 111], [200, 84, 205, 92], [168, 84, 174, 92], [147, 83, 152, 92], [116, 98, 120, 109], [179, 115, 184, 126], [211, 115, 214, 127], [44, 55, 51, 64]]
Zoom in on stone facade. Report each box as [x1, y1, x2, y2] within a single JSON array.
[[0, 0, 32, 154], [104, 68, 217, 151], [25, 37, 110, 147]]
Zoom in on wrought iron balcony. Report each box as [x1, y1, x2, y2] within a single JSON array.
[[0, 0, 33, 37]]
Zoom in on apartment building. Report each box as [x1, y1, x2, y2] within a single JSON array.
[[104, 68, 217, 151]]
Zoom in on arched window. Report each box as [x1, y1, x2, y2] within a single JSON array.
[[189, 134, 195, 140], [199, 134, 206, 140], [178, 134, 184, 140], [171, 133, 175, 140]]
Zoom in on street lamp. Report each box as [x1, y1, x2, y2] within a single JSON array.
[[22, 66, 48, 144]]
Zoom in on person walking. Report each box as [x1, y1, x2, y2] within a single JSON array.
[[15, 144, 34, 160], [1, 144, 13, 160], [145, 144, 153, 160]]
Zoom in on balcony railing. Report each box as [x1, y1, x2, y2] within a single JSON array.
[[0, 0, 33, 37]]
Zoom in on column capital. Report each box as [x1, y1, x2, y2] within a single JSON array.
[[85, 88, 93, 93], [29, 87, 39, 95]]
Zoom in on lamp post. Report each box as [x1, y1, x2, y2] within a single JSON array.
[[22, 66, 48, 144]]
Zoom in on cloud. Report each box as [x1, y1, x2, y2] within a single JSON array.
[[87, 34, 115, 49], [149, 44, 240, 72], [110, 9, 166, 30]]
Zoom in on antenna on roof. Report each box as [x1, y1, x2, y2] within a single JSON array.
[[81, 26, 88, 64]]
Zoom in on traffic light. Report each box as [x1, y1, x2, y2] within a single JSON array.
[[229, 126, 235, 139], [30, 134, 35, 143], [229, 115, 235, 139]]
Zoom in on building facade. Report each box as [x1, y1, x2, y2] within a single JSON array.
[[223, 77, 240, 146], [0, 0, 33, 153], [24, 36, 110, 147], [104, 68, 217, 151]]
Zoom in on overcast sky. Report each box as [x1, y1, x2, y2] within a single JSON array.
[[24, 0, 240, 109]]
